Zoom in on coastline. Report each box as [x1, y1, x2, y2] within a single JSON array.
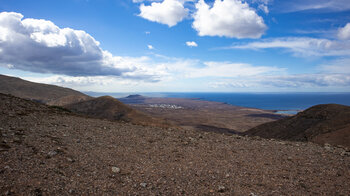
[[85, 92, 350, 115]]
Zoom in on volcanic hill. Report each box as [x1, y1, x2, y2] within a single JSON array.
[[66, 96, 170, 127], [246, 104, 350, 147]]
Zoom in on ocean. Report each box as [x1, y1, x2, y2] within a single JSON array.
[[85, 92, 350, 115]]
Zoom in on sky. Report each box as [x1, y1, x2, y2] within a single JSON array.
[[0, 0, 350, 92]]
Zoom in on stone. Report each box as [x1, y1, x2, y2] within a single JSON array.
[[47, 150, 58, 157], [340, 151, 350, 157], [218, 185, 226, 193], [140, 182, 147, 188], [324, 146, 332, 151], [111, 167, 120, 173]]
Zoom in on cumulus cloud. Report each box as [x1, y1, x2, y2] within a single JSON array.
[[192, 0, 267, 38], [338, 23, 350, 40], [0, 12, 163, 81], [229, 37, 350, 57], [139, 0, 188, 27], [186, 41, 198, 47]]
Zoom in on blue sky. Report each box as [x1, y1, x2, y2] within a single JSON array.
[[0, 0, 350, 92]]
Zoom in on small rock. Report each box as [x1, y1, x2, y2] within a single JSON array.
[[324, 146, 332, 151], [47, 150, 58, 157], [287, 156, 292, 161], [111, 167, 120, 173], [140, 182, 147, 188], [340, 151, 350, 157], [218, 185, 226, 193], [66, 158, 75, 162]]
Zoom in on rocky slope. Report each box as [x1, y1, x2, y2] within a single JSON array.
[[0, 74, 91, 106], [245, 104, 350, 147], [65, 96, 170, 127], [1, 93, 349, 195], [0, 75, 168, 127]]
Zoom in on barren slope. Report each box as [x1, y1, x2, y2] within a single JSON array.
[[1, 93, 349, 195], [65, 96, 170, 127], [246, 104, 350, 147], [0, 74, 90, 106]]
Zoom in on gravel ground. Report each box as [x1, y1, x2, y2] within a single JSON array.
[[1, 94, 350, 195]]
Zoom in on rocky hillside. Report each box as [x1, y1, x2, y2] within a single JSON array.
[[0, 74, 91, 106], [245, 104, 350, 147], [65, 96, 170, 127], [1, 93, 349, 195], [0, 75, 168, 127]]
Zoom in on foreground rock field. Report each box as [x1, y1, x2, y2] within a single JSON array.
[[1, 94, 349, 195]]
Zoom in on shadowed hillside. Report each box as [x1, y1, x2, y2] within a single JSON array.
[[65, 96, 170, 127], [246, 104, 350, 147], [0, 74, 91, 106]]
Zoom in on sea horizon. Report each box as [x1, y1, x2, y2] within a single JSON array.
[[84, 92, 350, 114]]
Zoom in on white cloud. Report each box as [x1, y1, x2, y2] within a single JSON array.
[[185, 61, 283, 78], [275, 0, 350, 13], [186, 41, 198, 47], [258, 4, 269, 14], [320, 58, 350, 74], [230, 37, 350, 57], [211, 74, 350, 89], [192, 0, 267, 38], [139, 0, 188, 27], [0, 12, 164, 81], [338, 23, 350, 40], [147, 44, 154, 49]]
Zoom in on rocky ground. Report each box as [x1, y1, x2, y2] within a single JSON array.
[[1, 93, 350, 195]]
